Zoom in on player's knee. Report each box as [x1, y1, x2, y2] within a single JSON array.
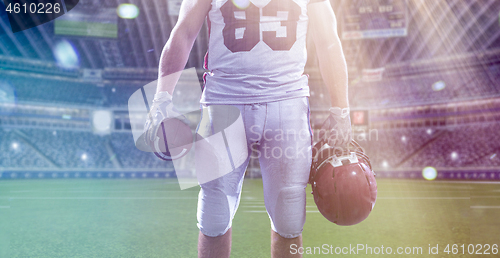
[[269, 186, 306, 238], [198, 217, 231, 237], [197, 188, 233, 237]]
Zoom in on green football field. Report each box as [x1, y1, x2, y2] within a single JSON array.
[[0, 178, 499, 257]]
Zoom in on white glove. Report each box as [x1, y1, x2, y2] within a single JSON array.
[[319, 107, 352, 148], [143, 91, 189, 152]]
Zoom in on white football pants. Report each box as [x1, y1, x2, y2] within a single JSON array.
[[196, 97, 312, 238]]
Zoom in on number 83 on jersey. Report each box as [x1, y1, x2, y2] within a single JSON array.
[[220, 0, 302, 52]]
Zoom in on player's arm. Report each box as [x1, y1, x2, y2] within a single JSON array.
[[309, 0, 351, 147], [308, 0, 348, 108], [144, 0, 210, 156], [156, 0, 212, 95]]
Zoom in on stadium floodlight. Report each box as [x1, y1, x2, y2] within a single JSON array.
[[92, 110, 113, 135], [117, 4, 139, 19], [422, 167, 438, 180], [0, 80, 16, 114], [432, 81, 446, 91], [232, 0, 251, 9], [53, 40, 79, 69]]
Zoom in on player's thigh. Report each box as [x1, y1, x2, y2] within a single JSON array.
[[259, 97, 312, 186], [196, 104, 251, 236], [195, 104, 249, 185], [258, 97, 312, 236]]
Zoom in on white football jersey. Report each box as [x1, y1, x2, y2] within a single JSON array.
[[201, 0, 312, 104]]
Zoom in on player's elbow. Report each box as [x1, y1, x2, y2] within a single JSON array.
[[315, 40, 346, 70], [314, 34, 343, 54]]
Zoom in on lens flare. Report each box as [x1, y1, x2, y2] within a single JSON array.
[[422, 166, 437, 180], [92, 110, 113, 134], [432, 81, 446, 91], [117, 4, 140, 19], [53, 40, 79, 69], [232, 0, 250, 9], [0, 80, 16, 113]]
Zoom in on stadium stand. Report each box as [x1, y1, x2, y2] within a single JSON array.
[[349, 66, 500, 108], [359, 127, 439, 169], [109, 132, 174, 169], [103, 85, 141, 107], [1, 72, 106, 106], [0, 127, 174, 172], [18, 128, 114, 169], [2, 66, 499, 176], [0, 129, 53, 169], [399, 123, 500, 168], [1, 0, 500, 180]]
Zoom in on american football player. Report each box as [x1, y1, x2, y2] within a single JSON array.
[[145, 0, 351, 257]]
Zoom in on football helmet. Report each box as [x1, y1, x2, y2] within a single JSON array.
[[309, 140, 377, 226]]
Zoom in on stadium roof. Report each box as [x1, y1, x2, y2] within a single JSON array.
[[336, 0, 500, 70], [0, 0, 499, 70]]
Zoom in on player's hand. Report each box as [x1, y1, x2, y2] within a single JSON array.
[[143, 91, 188, 148], [319, 107, 352, 148]]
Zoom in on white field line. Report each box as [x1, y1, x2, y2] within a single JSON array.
[[436, 181, 500, 185], [387, 184, 472, 190], [241, 205, 317, 208], [0, 206, 10, 209], [377, 197, 469, 200], [470, 206, 500, 209], [244, 210, 320, 213], [2, 196, 465, 200], [241, 197, 471, 213], [0, 197, 198, 200], [8, 190, 195, 193], [0, 181, 181, 187], [379, 190, 472, 192]]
